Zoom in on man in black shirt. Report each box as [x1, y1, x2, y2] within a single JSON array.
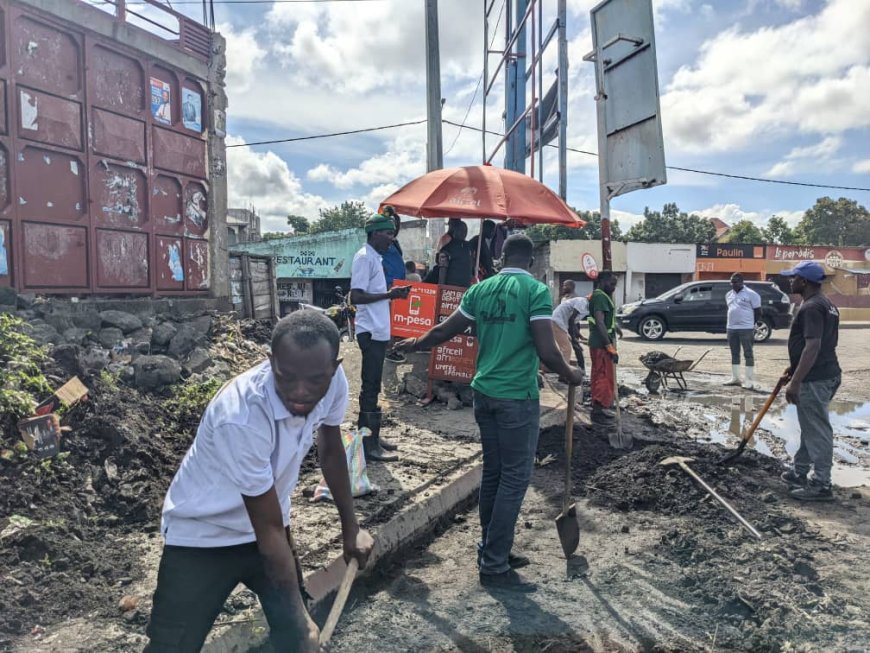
[[779, 261, 840, 501]]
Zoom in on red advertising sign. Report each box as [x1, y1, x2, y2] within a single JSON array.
[[427, 285, 478, 384], [767, 245, 870, 263], [390, 281, 439, 338]]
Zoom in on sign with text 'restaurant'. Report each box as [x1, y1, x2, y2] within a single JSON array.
[[428, 285, 478, 384], [390, 281, 439, 338]]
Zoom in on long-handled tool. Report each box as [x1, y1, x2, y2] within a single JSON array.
[[319, 558, 360, 647], [555, 384, 580, 557], [660, 456, 762, 539], [609, 361, 633, 450], [718, 376, 787, 465]]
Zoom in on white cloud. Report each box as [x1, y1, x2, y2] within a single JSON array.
[[225, 136, 330, 231], [853, 159, 870, 174], [766, 136, 842, 177], [662, 0, 870, 152], [266, 2, 482, 94], [217, 22, 266, 93], [692, 203, 804, 227]]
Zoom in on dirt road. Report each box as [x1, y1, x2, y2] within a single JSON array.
[[326, 418, 870, 653]]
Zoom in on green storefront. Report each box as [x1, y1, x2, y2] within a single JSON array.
[[232, 229, 365, 310]]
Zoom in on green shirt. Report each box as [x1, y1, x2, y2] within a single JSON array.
[[588, 289, 615, 350], [459, 268, 553, 400]]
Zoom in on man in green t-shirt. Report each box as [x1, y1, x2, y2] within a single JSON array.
[[396, 235, 583, 593], [588, 271, 619, 419]]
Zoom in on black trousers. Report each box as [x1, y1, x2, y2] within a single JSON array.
[[356, 332, 387, 421], [145, 543, 303, 652]]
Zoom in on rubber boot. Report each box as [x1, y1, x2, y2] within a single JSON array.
[[362, 411, 398, 462], [374, 407, 398, 452], [723, 365, 742, 386], [742, 367, 761, 391]]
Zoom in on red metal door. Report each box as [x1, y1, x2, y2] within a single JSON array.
[[0, 2, 210, 295]]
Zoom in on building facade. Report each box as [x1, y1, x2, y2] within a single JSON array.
[[0, 0, 229, 298], [226, 208, 261, 246], [625, 242, 696, 302], [231, 229, 366, 312], [531, 240, 628, 305]]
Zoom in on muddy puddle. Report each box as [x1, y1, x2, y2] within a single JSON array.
[[661, 391, 870, 487]]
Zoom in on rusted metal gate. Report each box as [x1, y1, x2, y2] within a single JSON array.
[[0, 0, 212, 294], [229, 253, 278, 321]]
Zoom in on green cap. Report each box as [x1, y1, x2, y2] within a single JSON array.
[[365, 214, 395, 233]]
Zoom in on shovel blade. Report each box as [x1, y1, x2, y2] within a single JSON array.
[[555, 503, 580, 557]]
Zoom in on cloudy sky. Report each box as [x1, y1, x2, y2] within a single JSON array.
[[165, 0, 870, 233]]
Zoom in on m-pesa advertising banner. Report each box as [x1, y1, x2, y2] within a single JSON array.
[[390, 281, 439, 338]]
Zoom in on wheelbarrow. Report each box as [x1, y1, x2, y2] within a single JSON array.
[[639, 347, 711, 393]]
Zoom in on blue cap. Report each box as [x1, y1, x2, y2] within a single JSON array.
[[780, 260, 825, 283]]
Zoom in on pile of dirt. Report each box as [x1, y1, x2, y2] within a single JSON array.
[[582, 441, 864, 651], [0, 318, 271, 646]]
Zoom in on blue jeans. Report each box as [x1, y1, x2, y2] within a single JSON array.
[[473, 390, 540, 575], [794, 375, 841, 486]]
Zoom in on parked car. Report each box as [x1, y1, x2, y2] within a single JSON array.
[[617, 280, 793, 342]]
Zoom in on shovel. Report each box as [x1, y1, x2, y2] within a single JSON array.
[[319, 557, 359, 647], [609, 361, 633, 450], [555, 384, 580, 557], [719, 376, 787, 465]]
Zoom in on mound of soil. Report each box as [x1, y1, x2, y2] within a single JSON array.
[[0, 318, 271, 646], [581, 440, 862, 651]]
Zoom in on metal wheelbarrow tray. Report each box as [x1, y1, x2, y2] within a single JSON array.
[[639, 347, 711, 393]]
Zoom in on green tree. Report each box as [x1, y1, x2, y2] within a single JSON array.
[[286, 214, 310, 235], [722, 219, 765, 244], [794, 197, 870, 246], [310, 201, 369, 235], [762, 215, 796, 245], [525, 209, 622, 242], [260, 231, 292, 241], [625, 203, 717, 243]]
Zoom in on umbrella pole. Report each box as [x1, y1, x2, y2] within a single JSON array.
[[474, 221, 484, 281]]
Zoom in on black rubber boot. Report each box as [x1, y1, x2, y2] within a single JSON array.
[[362, 410, 398, 462], [374, 407, 398, 452]]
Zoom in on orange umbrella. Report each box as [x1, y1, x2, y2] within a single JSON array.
[[379, 165, 585, 227]]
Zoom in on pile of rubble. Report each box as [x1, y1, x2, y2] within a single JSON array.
[[0, 290, 270, 392]]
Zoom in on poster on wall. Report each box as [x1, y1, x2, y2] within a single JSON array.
[[0, 225, 8, 276], [150, 77, 172, 125], [181, 87, 202, 132]]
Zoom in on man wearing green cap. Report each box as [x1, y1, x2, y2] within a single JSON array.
[[350, 214, 411, 462]]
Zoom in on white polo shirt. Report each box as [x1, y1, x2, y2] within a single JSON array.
[[552, 296, 590, 332], [351, 243, 391, 341], [160, 360, 349, 547], [726, 286, 761, 330]]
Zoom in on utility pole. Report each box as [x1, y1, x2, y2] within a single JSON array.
[[424, 0, 444, 264], [425, 0, 444, 172]]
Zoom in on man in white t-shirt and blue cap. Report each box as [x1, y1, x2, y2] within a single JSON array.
[[723, 273, 762, 390], [145, 311, 373, 653]]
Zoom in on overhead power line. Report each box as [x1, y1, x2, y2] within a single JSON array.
[[225, 119, 427, 148], [116, 0, 385, 4], [442, 120, 870, 193], [225, 117, 870, 193]]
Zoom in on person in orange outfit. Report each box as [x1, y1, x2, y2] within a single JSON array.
[[588, 272, 618, 420]]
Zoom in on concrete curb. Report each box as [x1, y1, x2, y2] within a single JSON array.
[[203, 401, 571, 653]]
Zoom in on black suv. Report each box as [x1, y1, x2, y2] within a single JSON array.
[[617, 280, 793, 342]]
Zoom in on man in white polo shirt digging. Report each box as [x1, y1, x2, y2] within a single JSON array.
[[145, 311, 373, 653]]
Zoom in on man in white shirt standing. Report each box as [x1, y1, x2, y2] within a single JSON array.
[[145, 311, 373, 653], [351, 214, 410, 462], [724, 273, 762, 390]]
